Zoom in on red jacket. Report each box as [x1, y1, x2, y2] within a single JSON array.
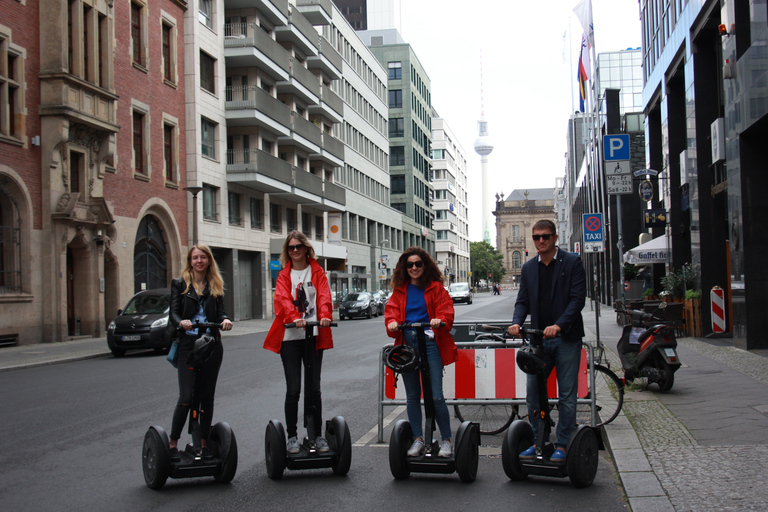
[[384, 280, 458, 366], [264, 258, 334, 354]]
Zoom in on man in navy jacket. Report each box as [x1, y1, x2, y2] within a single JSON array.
[[508, 220, 586, 463]]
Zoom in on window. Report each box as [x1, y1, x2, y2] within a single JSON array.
[[199, 0, 213, 28], [200, 51, 216, 94], [0, 34, 25, 140], [270, 203, 281, 233], [201, 118, 216, 158], [131, 3, 141, 65], [0, 189, 22, 293], [162, 23, 172, 82], [392, 202, 406, 213], [315, 216, 323, 241], [163, 123, 174, 181], [261, 138, 273, 154], [391, 175, 405, 194], [286, 208, 296, 231], [388, 61, 402, 80], [389, 118, 404, 138], [250, 198, 263, 229], [203, 184, 218, 221], [133, 111, 145, 173], [228, 191, 242, 226], [302, 212, 311, 236], [390, 146, 405, 166], [389, 89, 402, 108], [70, 151, 83, 194]]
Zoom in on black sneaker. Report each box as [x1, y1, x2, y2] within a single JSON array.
[[201, 446, 215, 460], [169, 447, 181, 462]]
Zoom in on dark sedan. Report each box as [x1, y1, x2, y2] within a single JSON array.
[[106, 288, 172, 357], [339, 291, 378, 319]]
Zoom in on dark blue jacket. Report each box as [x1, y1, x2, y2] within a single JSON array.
[[512, 249, 586, 342]]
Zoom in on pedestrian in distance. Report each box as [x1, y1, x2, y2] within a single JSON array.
[[507, 220, 586, 463], [385, 247, 458, 458], [169, 244, 233, 461], [264, 231, 334, 454]]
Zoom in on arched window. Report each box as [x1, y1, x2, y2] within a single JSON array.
[[513, 251, 522, 270], [134, 215, 167, 292], [0, 183, 22, 294]]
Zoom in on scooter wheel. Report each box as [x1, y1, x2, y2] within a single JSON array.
[[327, 416, 352, 476], [455, 422, 479, 483], [265, 420, 286, 480], [142, 427, 171, 490], [389, 419, 412, 480], [210, 422, 238, 483], [501, 420, 532, 481], [656, 358, 675, 392], [567, 427, 599, 488]]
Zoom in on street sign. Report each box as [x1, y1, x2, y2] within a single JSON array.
[[606, 161, 630, 176], [603, 134, 630, 161], [639, 180, 654, 201], [584, 242, 604, 252], [607, 174, 633, 194], [633, 168, 660, 177], [644, 209, 667, 228], [583, 213, 603, 244]]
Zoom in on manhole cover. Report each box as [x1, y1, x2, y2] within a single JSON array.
[[676, 369, 722, 375]]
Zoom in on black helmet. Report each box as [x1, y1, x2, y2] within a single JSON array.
[[516, 344, 547, 375], [188, 333, 217, 368], [383, 344, 420, 373]]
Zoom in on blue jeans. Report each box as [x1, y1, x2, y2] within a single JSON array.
[[525, 337, 581, 448], [401, 329, 452, 441]]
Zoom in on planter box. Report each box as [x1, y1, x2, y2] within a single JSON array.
[[684, 298, 702, 337]]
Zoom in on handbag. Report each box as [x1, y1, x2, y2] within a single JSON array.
[[167, 339, 179, 368]]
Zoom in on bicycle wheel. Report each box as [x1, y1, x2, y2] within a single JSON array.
[[576, 365, 624, 427], [453, 404, 517, 435]]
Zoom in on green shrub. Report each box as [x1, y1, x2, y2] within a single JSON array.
[[643, 288, 655, 297], [685, 289, 701, 300]]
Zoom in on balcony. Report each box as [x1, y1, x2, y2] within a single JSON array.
[[224, 23, 290, 81], [308, 85, 342, 123], [314, 132, 344, 165], [225, 85, 291, 135], [323, 180, 346, 209], [278, 112, 322, 153], [306, 36, 342, 80], [226, 149, 293, 194], [228, 0, 290, 25], [294, 0, 333, 25], [275, 6, 319, 57], [276, 58, 320, 104]]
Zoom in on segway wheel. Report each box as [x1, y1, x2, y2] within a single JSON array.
[[501, 420, 532, 481], [567, 427, 599, 488], [388, 419, 412, 480], [210, 422, 238, 483], [455, 422, 480, 483], [265, 420, 286, 480], [327, 416, 352, 476], [142, 427, 170, 490]]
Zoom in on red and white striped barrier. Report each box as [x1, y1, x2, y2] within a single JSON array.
[[711, 286, 726, 333], [385, 347, 588, 400]]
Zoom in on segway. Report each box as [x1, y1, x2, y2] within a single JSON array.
[[142, 322, 238, 489], [387, 323, 480, 483], [501, 327, 600, 488], [265, 321, 352, 479]]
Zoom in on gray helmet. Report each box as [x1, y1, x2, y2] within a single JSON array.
[[188, 333, 217, 368]]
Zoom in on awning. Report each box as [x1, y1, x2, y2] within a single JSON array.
[[623, 235, 670, 264]]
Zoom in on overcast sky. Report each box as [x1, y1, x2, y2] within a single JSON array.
[[394, 0, 642, 242]]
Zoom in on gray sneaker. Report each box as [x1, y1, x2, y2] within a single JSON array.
[[286, 436, 300, 454], [315, 437, 330, 452], [407, 438, 425, 457], [438, 439, 452, 458]]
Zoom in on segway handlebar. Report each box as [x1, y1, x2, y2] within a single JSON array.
[[177, 322, 223, 332], [396, 322, 446, 329], [284, 321, 338, 328]]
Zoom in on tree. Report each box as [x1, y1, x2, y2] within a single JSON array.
[[470, 241, 506, 285]]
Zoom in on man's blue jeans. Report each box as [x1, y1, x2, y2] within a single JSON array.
[[401, 329, 452, 441], [525, 336, 581, 448]]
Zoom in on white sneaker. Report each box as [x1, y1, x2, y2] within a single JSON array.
[[438, 439, 452, 458], [407, 438, 425, 457], [315, 436, 330, 452], [286, 436, 300, 454]]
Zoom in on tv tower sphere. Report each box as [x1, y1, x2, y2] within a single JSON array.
[[474, 120, 494, 156]]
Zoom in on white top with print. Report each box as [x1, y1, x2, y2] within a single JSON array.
[[284, 265, 318, 340]]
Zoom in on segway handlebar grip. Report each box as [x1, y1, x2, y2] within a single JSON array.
[[397, 322, 446, 329], [284, 321, 337, 328]]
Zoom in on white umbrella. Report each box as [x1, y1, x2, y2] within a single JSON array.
[[623, 235, 670, 264]]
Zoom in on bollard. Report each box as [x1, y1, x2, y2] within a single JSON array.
[[710, 286, 725, 333]]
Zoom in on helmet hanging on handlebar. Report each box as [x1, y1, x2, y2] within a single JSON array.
[[188, 333, 217, 368], [383, 344, 420, 373], [516, 343, 547, 375]]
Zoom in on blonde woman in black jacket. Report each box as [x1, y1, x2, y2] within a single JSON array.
[[169, 244, 232, 460]]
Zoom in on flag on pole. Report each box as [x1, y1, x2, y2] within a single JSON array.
[[572, 0, 594, 48], [577, 34, 590, 112]]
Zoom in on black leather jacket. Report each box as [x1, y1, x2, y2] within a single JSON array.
[[170, 277, 229, 339]]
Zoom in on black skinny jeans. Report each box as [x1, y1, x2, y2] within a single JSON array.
[[280, 337, 324, 439], [170, 334, 223, 441]]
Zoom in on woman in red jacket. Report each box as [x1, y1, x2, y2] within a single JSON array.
[[385, 247, 457, 458], [264, 231, 333, 454]]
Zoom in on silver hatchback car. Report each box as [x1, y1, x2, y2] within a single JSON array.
[[448, 282, 474, 304]]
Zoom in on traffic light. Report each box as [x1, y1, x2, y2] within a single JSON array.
[[525, 250, 529, 257]]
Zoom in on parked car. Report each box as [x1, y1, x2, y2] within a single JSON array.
[[339, 291, 377, 319], [106, 288, 172, 357], [448, 282, 474, 304], [372, 290, 388, 315]]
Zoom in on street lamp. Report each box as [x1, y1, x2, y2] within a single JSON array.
[[378, 239, 389, 291], [183, 186, 203, 245]]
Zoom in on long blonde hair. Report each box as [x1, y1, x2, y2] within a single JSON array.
[[181, 243, 225, 297], [279, 231, 317, 267]]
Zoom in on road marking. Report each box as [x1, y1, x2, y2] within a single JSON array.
[[353, 406, 405, 446]]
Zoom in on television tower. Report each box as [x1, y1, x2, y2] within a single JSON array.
[[473, 55, 494, 244]]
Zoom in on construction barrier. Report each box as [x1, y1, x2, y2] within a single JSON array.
[[711, 286, 726, 333]]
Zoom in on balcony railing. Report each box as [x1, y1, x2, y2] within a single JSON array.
[[224, 23, 291, 75], [224, 85, 291, 127]]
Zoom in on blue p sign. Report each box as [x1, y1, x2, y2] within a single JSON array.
[[603, 134, 630, 161]]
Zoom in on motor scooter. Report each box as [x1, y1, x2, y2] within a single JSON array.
[[615, 301, 681, 392]]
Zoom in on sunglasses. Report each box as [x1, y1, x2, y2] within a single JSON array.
[[287, 244, 305, 252], [532, 234, 554, 241], [406, 260, 424, 269]]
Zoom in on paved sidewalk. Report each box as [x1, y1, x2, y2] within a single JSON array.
[[582, 300, 768, 512]]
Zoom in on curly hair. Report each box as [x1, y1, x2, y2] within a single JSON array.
[[279, 230, 317, 267], [390, 246, 443, 289]]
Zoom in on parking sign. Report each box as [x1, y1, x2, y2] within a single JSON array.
[[603, 134, 630, 161]]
